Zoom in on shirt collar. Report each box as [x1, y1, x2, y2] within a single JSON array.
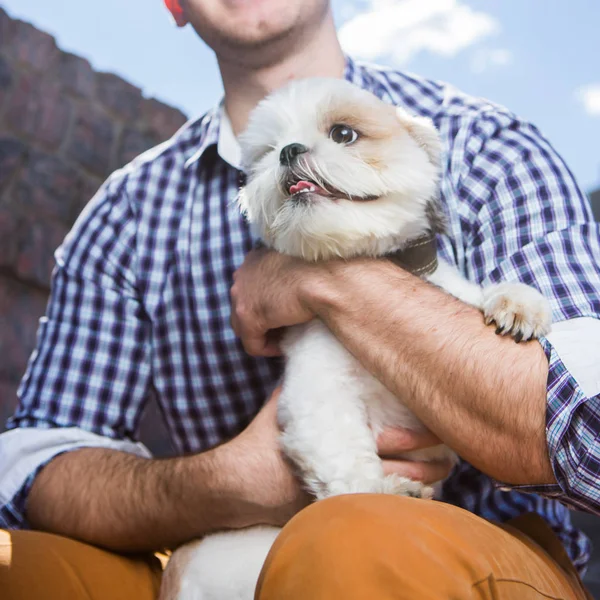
[[217, 105, 243, 170], [183, 104, 222, 169], [183, 100, 243, 171], [343, 55, 396, 104], [184, 55, 391, 171]]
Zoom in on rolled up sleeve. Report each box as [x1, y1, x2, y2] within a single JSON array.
[[0, 171, 154, 528], [0, 428, 151, 529], [534, 324, 600, 512], [453, 107, 600, 510]]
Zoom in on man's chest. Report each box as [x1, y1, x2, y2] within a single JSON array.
[[135, 160, 461, 453], [136, 164, 281, 452]]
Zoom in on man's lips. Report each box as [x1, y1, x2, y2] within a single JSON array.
[[289, 180, 329, 196]]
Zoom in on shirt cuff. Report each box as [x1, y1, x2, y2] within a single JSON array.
[[0, 427, 152, 529], [494, 318, 600, 512]]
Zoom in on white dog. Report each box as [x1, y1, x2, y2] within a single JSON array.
[[159, 78, 552, 600]]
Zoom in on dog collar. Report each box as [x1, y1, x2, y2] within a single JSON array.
[[385, 232, 438, 276]]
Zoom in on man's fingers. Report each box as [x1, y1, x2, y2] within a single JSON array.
[[382, 458, 453, 485], [377, 427, 442, 455], [231, 308, 275, 356], [268, 386, 282, 402], [230, 303, 242, 337], [261, 386, 281, 412], [242, 334, 281, 357], [261, 341, 283, 357], [230, 295, 282, 357]]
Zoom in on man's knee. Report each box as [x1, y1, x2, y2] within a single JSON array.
[[256, 494, 485, 599], [0, 528, 162, 600], [268, 493, 480, 559], [274, 494, 451, 560]]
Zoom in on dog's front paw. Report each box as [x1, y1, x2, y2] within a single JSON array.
[[322, 473, 433, 499], [377, 474, 434, 499], [482, 282, 551, 342]]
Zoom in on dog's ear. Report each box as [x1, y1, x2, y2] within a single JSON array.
[[396, 107, 441, 169]]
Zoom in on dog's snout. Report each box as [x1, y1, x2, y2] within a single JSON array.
[[279, 143, 308, 166]]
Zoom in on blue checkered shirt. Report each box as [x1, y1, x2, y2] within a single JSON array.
[[2, 57, 600, 572]]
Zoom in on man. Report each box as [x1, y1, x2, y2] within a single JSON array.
[[1, 0, 599, 597]]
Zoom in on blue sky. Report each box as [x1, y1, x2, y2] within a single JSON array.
[[2, 0, 600, 191]]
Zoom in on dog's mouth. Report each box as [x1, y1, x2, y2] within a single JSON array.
[[288, 178, 330, 197], [285, 174, 379, 203]]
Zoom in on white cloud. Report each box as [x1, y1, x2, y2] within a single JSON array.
[[338, 0, 500, 66], [576, 84, 600, 117], [470, 48, 513, 74]]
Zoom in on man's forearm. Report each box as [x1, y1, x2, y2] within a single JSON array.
[[27, 444, 261, 553], [307, 259, 555, 486]]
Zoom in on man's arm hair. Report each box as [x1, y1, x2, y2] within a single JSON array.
[[28, 447, 237, 552], [307, 259, 554, 486], [26, 395, 307, 553]]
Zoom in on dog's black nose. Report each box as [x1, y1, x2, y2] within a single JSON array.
[[279, 143, 308, 166]]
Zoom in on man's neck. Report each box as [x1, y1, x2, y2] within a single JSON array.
[[218, 12, 345, 136]]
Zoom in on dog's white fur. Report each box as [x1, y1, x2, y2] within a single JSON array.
[[160, 78, 552, 600]]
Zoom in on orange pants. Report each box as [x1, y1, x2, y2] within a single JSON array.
[[0, 495, 592, 599]]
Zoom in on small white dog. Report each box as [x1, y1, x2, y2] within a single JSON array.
[[159, 78, 552, 600]]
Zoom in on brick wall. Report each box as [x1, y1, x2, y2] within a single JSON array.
[[0, 8, 186, 453]]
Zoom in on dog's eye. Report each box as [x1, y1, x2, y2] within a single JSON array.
[[329, 124, 359, 145]]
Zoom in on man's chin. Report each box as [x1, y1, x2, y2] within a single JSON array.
[[186, 0, 325, 61], [193, 20, 296, 59]]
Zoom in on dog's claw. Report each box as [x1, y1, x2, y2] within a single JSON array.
[[483, 282, 552, 345]]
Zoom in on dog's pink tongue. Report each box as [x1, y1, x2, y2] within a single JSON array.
[[289, 180, 328, 195], [289, 180, 312, 195]]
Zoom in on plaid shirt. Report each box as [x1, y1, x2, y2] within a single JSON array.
[[2, 57, 600, 572]]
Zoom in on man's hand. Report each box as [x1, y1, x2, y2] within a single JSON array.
[[231, 248, 318, 356], [231, 250, 454, 486], [227, 388, 453, 528], [377, 428, 454, 484], [225, 387, 310, 526]]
